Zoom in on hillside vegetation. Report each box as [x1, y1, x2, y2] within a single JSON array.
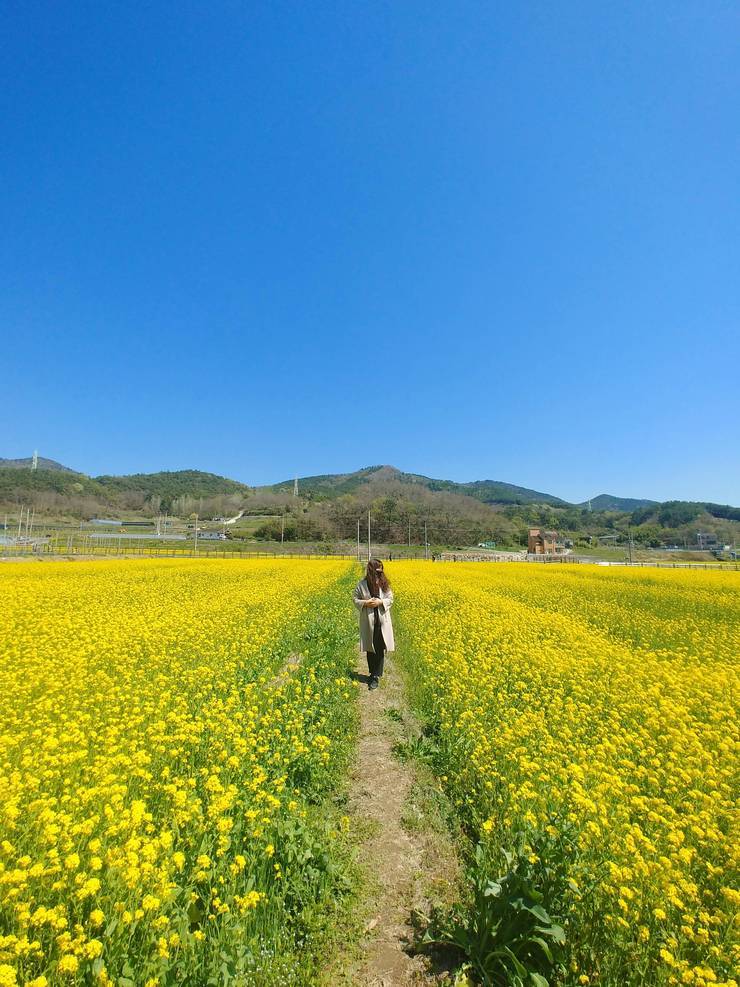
[[2, 458, 738, 550], [0, 467, 249, 518], [255, 466, 740, 550], [582, 494, 658, 511], [268, 464, 567, 506], [0, 456, 74, 471], [95, 470, 249, 513]]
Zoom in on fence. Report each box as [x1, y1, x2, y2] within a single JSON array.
[[521, 555, 737, 571], [431, 553, 738, 570], [1, 542, 737, 570], [0, 542, 429, 562]]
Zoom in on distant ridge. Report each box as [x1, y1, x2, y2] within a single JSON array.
[[0, 456, 736, 517], [0, 464, 249, 514], [95, 469, 249, 500], [581, 494, 658, 512], [265, 464, 568, 506], [0, 456, 75, 472]]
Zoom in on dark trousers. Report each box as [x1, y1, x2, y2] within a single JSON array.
[[366, 615, 386, 679]]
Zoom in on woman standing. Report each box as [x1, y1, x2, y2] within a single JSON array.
[[353, 559, 395, 691]]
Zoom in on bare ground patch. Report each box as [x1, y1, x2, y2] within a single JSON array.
[[332, 649, 461, 986]]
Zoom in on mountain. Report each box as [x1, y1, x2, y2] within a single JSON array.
[[2, 457, 738, 550], [95, 469, 249, 501], [0, 458, 678, 512], [0, 467, 106, 499], [582, 494, 659, 512], [0, 466, 249, 515], [421, 476, 567, 506], [0, 456, 75, 472], [265, 465, 568, 506], [254, 465, 740, 548], [631, 500, 740, 526], [268, 465, 392, 498]]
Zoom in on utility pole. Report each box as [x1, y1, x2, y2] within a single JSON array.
[[367, 509, 371, 561], [194, 514, 199, 554], [408, 519, 411, 548], [281, 514, 285, 546], [628, 527, 633, 564], [424, 521, 428, 560], [357, 518, 360, 561]]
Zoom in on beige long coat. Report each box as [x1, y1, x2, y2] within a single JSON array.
[[353, 578, 395, 653]]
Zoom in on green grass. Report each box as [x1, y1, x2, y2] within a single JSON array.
[[570, 545, 629, 560]]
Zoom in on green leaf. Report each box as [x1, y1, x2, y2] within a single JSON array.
[[501, 946, 527, 976], [529, 974, 550, 987], [533, 922, 565, 943], [188, 898, 205, 925], [530, 936, 554, 962], [524, 903, 551, 922]]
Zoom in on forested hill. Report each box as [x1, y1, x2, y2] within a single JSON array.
[[580, 494, 658, 511], [0, 456, 74, 472], [246, 466, 738, 548], [0, 467, 249, 516], [2, 458, 738, 548], [265, 465, 568, 506], [95, 470, 249, 501]]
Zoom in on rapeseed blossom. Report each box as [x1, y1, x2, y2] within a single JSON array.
[[391, 562, 739, 986], [0, 558, 355, 984]]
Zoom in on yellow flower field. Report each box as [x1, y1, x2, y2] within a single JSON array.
[[2, 557, 737, 986], [0, 559, 357, 986], [390, 562, 740, 987]]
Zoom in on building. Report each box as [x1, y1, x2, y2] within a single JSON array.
[[528, 528, 558, 554]]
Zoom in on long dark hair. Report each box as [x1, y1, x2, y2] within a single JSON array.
[[366, 559, 390, 595]]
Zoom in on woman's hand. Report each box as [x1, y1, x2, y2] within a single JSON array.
[[365, 598, 381, 608]]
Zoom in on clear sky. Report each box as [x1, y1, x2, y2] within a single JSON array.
[[3, 2, 738, 503]]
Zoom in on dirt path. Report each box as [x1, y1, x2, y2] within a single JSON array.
[[339, 650, 460, 986]]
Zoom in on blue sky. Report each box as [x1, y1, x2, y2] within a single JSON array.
[[3, 1, 738, 503]]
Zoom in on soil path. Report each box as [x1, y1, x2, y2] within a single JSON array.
[[339, 650, 459, 986]]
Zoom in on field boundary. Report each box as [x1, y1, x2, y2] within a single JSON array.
[[2, 544, 737, 571], [332, 645, 461, 985]]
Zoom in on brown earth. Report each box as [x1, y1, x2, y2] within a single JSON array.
[[336, 649, 460, 986]]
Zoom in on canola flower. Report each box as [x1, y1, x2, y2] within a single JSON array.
[[390, 562, 739, 987], [0, 558, 356, 985]]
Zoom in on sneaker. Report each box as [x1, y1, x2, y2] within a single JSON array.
[[368, 677, 379, 691]]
